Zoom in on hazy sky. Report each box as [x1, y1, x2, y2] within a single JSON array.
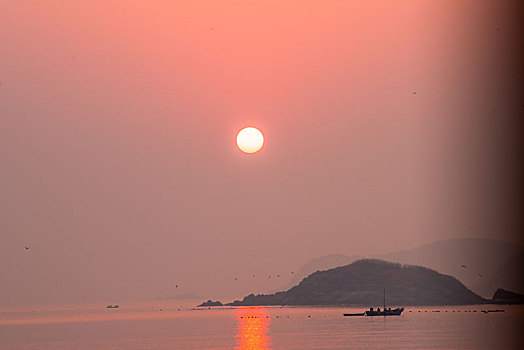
[[1, 0, 522, 306]]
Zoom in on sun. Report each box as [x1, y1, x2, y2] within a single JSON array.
[[236, 127, 264, 154]]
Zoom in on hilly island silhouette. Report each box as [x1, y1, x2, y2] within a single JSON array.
[[225, 259, 487, 306], [277, 239, 524, 298]]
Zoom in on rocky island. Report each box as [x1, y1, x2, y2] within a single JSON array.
[[491, 288, 524, 304], [227, 259, 487, 306], [197, 300, 223, 307]]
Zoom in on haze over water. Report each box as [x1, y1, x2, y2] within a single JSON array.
[[1, 302, 523, 349], [1, 0, 522, 307], [1, 1, 523, 348]]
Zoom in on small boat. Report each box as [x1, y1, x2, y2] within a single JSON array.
[[344, 289, 404, 317], [365, 307, 404, 316], [106, 304, 119, 309], [365, 289, 404, 316], [482, 309, 505, 313]]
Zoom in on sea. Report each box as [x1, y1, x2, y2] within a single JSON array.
[[1, 300, 523, 349]]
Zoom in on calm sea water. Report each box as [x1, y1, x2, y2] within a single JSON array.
[[1, 301, 523, 349]]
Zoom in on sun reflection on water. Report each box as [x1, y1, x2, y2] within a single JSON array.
[[235, 307, 272, 350]]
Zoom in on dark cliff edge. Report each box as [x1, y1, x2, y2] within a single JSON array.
[[226, 259, 488, 306]]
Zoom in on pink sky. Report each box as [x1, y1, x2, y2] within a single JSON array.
[[1, 1, 522, 305]]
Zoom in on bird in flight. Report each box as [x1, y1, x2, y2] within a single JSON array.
[[25, 246, 30, 250], [461, 265, 467, 269]]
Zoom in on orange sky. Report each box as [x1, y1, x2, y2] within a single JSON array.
[[0, 0, 522, 305]]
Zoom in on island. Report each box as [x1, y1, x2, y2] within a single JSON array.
[[491, 288, 524, 304], [226, 259, 487, 306], [197, 300, 224, 307]]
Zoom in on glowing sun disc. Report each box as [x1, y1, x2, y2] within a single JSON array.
[[236, 127, 264, 154]]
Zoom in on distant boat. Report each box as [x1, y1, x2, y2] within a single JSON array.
[[365, 289, 404, 316], [481, 309, 505, 314], [106, 304, 119, 309], [344, 288, 404, 317], [365, 307, 404, 316]]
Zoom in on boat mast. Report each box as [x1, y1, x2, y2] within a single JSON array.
[[383, 288, 386, 310]]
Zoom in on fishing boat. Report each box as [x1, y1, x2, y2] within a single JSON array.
[[106, 304, 119, 309], [365, 306, 404, 316], [343, 289, 404, 317], [365, 289, 403, 316]]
